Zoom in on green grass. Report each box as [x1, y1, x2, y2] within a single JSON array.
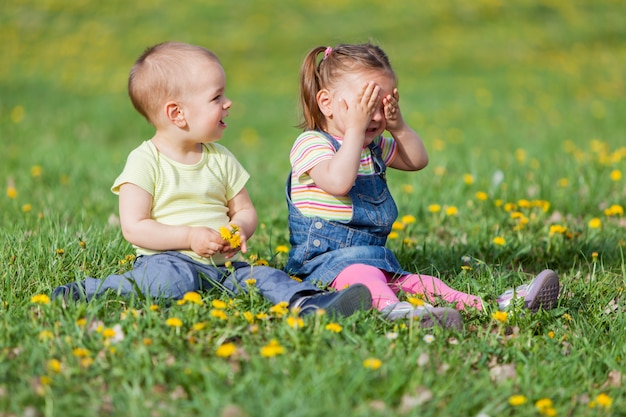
[[2, 0, 625, 416]]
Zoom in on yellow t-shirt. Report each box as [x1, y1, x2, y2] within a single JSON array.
[[111, 140, 250, 265]]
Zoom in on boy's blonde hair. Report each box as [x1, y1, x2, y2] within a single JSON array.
[[128, 42, 219, 125]]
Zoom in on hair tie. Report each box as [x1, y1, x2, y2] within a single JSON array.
[[323, 46, 333, 60]]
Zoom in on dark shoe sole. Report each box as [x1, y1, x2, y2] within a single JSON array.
[[525, 269, 560, 312], [322, 284, 372, 317]]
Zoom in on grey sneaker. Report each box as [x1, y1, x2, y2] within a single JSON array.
[[497, 269, 560, 312], [291, 284, 372, 317], [51, 281, 87, 303], [382, 302, 463, 331]]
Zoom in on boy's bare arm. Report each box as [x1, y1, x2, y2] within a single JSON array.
[[118, 183, 224, 257]]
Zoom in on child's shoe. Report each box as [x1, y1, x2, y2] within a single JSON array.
[[51, 281, 87, 303], [382, 302, 463, 330], [292, 284, 372, 317], [497, 269, 560, 312]]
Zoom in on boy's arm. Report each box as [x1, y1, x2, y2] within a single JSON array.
[[118, 183, 224, 257], [223, 187, 257, 255]]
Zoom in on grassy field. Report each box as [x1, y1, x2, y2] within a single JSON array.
[[2, 0, 625, 416]]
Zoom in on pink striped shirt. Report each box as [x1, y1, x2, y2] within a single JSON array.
[[290, 131, 397, 221]]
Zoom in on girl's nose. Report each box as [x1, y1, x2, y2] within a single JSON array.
[[371, 106, 384, 121]]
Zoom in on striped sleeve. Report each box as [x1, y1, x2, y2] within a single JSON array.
[[290, 131, 335, 183], [375, 135, 398, 166]]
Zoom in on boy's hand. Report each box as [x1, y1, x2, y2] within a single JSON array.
[[383, 88, 404, 132], [188, 227, 225, 258]]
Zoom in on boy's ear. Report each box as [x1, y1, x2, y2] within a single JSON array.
[[316, 89, 333, 117], [164, 101, 186, 127]]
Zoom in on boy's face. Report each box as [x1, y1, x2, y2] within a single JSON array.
[[179, 58, 232, 143]]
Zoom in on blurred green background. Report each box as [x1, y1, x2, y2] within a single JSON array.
[[2, 0, 624, 233]]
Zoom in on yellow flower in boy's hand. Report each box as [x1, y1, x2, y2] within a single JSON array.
[[219, 224, 241, 249]]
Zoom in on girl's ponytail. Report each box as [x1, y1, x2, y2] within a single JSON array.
[[298, 46, 327, 130]]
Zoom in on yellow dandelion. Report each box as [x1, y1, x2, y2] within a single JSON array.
[[401, 214, 416, 224], [216, 342, 237, 358], [76, 318, 87, 327], [588, 218, 602, 229], [535, 398, 554, 413], [549, 224, 567, 236], [428, 204, 441, 213], [142, 338, 152, 346], [39, 377, 52, 391], [31, 294, 50, 305], [388, 231, 399, 239], [590, 393, 612, 409], [243, 311, 255, 323], [212, 299, 227, 309], [514, 148, 527, 162], [210, 309, 228, 320], [557, 178, 569, 187], [219, 224, 241, 248], [254, 259, 269, 266], [508, 395, 527, 406], [407, 296, 425, 307], [6, 186, 18, 199], [434, 166, 446, 176], [463, 174, 474, 185], [562, 313, 572, 322], [102, 328, 116, 338], [548, 331, 555, 339], [276, 245, 289, 254], [325, 323, 343, 333], [192, 322, 207, 331], [260, 339, 285, 358], [56, 248, 64, 255], [503, 202, 517, 212], [256, 312, 269, 320], [46, 359, 62, 374], [286, 316, 304, 329], [290, 275, 302, 282], [245, 278, 257, 286], [475, 191, 488, 201], [445, 206, 458, 216], [392, 221, 405, 230], [402, 184, 414, 193], [39, 330, 54, 341], [604, 204, 623, 216], [80, 357, 94, 368], [22, 203, 32, 213], [610, 169, 622, 181], [363, 357, 382, 370], [492, 236, 506, 246], [72, 347, 90, 358], [149, 304, 160, 311], [183, 292, 204, 305], [517, 199, 531, 208], [31, 165, 43, 177], [270, 301, 289, 317], [492, 311, 508, 323], [165, 317, 183, 327]]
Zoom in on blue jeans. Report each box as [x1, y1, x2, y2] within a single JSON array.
[[83, 251, 320, 304]]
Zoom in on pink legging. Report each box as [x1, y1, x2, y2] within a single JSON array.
[[330, 264, 483, 311]]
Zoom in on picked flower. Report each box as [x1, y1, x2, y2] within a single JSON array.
[[220, 224, 241, 248]]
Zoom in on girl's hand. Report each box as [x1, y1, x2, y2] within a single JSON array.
[[341, 81, 381, 137], [383, 88, 404, 132]]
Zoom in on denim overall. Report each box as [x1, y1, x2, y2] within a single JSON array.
[[285, 131, 408, 285]]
